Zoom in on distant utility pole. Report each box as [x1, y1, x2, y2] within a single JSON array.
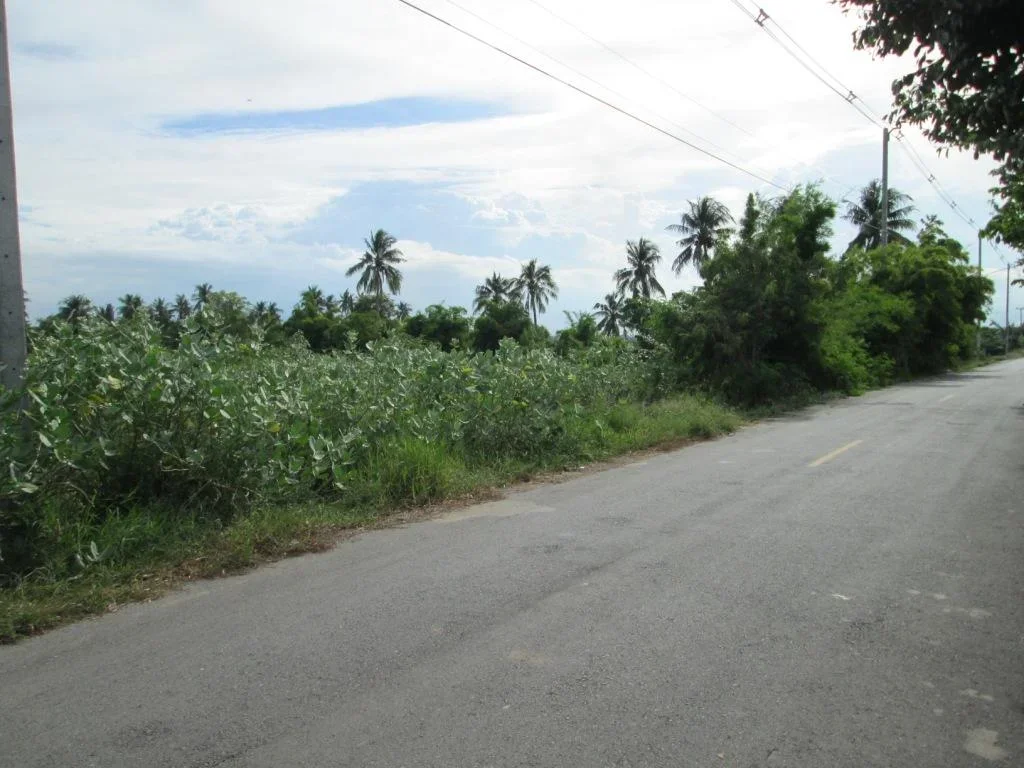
[[1005, 264, 1011, 355], [0, 0, 26, 395], [880, 127, 890, 247], [977, 232, 983, 354], [1017, 307, 1023, 327]]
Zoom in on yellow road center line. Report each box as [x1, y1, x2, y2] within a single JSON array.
[[808, 440, 863, 467]]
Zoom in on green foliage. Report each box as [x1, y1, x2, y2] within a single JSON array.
[[471, 300, 531, 352], [554, 312, 599, 356], [838, 0, 1022, 170], [0, 315, 674, 584], [635, 187, 993, 403], [645, 188, 835, 403], [405, 304, 471, 351], [984, 173, 1024, 254]]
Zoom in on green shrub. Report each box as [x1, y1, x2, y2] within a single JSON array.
[[0, 315, 669, 580]]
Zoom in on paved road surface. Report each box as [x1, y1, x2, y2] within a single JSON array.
[[4, 361, 1024, 767]]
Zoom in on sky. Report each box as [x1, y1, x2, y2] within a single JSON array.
[[9, 0, 1022, 326]]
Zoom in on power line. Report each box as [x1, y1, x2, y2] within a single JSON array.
[[437, 0, 781, 183], [726, 0, 883, 127], [521, 0, 756, 139], [393, 0, 788, 190], [726, 0, 1012, 258], [519, 0, 856, 200]]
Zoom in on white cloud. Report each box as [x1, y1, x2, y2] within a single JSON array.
[[8, 0, 1013, 323]]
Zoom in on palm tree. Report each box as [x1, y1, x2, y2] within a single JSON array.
[[843, 180, 916, 250], [917, 214, 949, 246], [149, 297, 173, 327], [192, 283, 214, 312], [174, 294, 192, 320], [473, 272, 519, 313], [515, 259, 558, 325], [99, 303, 116, 323], [250, 300, 270, 324], [324, 294, 340, 318], [299, 285, 326, 316], [666, 196, 734, 273], [57, 295, 93, 324], [266, 302, 282, 323], [118, 294, 144, 320], [346, 229, 404, 298], [339, 289, 355, 315], [593, 293, 625, 336], [615, 238, 665, 299], [396, 301, 412, 320]]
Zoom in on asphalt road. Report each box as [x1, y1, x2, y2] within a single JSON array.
[[4, 361, 1024, 768]]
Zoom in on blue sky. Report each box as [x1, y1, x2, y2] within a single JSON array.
[[162, 97, 510, 136], [9, 0, 1020, 326]]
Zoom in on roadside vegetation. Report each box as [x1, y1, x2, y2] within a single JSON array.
[[0, 179, 995, 642]]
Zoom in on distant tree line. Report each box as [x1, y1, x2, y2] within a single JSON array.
[[39, 180, 993, 404]]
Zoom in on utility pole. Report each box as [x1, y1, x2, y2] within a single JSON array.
[[1017, 307, 1023, 327], [1005, 264, 1011, 355], [0, 0, 26, 395], [880, 127, 890, 246], [977, 232, 983, 355]]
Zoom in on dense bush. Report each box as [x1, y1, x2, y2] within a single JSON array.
[[633, 189, 994, 403], [0, 313, 669, 580]]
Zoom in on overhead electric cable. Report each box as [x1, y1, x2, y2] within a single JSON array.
[[437, 0, 780, 181], [393, 0, 789, 190], [521, 0, 756, 139], [727, 0, 1011, 255]]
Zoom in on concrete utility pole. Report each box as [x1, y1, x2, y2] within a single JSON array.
[[1017, 307, 1023, 327], [1005, 264, 1011, 355], [0, 0, 26, 394], [977, 232, 983, 355], [880, 127, 890, 247]]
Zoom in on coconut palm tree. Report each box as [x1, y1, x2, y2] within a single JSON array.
[[396, 301, 413, 320], [299, 285, 326, 316], [149, 297, 173, 327], [666, 196, 734, 273], [473, 272, 519, 313], [615, 238, 665, 299], [843, 180, 916, 251], [99, 303, 116, 323], [347, 229, 404, 298], [118, 294, 144, 320], [249, 300, 270, 324], [515, 259, 558, 325], [192, 283, 214, 312], [266, 302, 282, 322], [174, 294, 192, 320], [593, 293, 625, 336], [57, 294, 93, 324], [339, 289, 355, 315]]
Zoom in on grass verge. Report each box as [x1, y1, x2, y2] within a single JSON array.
[[0, 393, 741, 643]]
